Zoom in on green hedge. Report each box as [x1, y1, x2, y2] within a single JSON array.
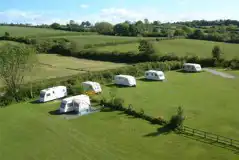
[[0, 61, 183, 107], [100, 99, 167, 125], [1, 35, 238, 69]]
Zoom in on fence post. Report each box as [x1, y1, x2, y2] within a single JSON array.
[[216, 136, 219, 142], [204, 132, 206, 138], [230, 139, 233, 146], [192, 129, 195, 135]]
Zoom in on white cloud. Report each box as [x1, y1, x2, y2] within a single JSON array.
[[80, 4, 89, 9], [0, 7, 238, 25]]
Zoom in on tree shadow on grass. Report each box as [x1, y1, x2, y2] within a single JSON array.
[[105, 84, 136, 88], [138, 78, 165, 82], [100, 107, 116, 112], [48, 110, 78, 116], [176, 70, 205, 74], [30, 99, 40, 104], [144, 125, 172, 137], [49, 110, 61, 115], [178, 132, 239, 155]]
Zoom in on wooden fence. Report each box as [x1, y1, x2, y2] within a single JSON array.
[[180, 126, 239, 149]]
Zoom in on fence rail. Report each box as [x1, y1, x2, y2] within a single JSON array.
[[181, 126, 239, 149]]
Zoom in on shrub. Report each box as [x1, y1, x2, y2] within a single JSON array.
[[4, 32, 10, 37], [138, 40, 156, 55], [212, 45, 223, 60], [167, 106, 185, 131]]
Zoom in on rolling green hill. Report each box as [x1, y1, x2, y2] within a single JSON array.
[[0, 26, 96, 37], [96, 39, 239, 59]]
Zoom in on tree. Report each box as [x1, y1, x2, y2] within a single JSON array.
[[174, 29, 186, 36], [0, 44, 37, 101], [153, 21, 161, 26], [167, 106, 185, 131], [138, 40, 155, 54], [85, 21, 91, 27], [129, 24, 138, 36], [50, 23, 61, 29], [135, 20, 146, 34], [81, 21, 91, 27], [95, 22, 113, 35], [182, 26, 193, 35], [113, 23, 130, 36], [4, 32, 10, 37], [67, 20, 82, 31], [212, 45, 223, 60], [191, 29, 204, 39]]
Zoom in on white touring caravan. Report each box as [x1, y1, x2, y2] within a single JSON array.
[[145, 70, 165, 81], [59, 95, 91, 114], [82, 81, 102, 94], [39, 86, 67, 103], [114, 75, 136, 87], [183, 63, 202, 72]]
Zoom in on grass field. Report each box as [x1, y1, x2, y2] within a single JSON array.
[[0, 71, 238, 160], [0, 54, 126, 86], [101, 71, 239, 138], [0, 26, 96, 37], [96, 39, 239, 59], [43, 35, 153, 50]]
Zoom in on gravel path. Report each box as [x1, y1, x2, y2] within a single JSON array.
[[203, 68, 236, 79]]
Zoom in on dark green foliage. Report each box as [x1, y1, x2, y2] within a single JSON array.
[[113, 23, 130, 36], [138, 40, 155, 55], [95, 22, 114, 35], [68, 84, 84, 95], [50, 23, 61, 29], [167, 106, 185, 131], [174, 29, 186, 36], [190, 29, 204, 39], [4, 32, 10, 37], [212, 45, 223, 60], [0, 44, 37, 102], [100, 98, 167, 125]]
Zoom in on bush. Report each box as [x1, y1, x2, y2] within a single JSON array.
[[212, 45, 223, 60], [167, 106, 185, 131]]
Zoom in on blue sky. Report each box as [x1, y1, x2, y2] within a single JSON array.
[[0, 0, 238, 24]]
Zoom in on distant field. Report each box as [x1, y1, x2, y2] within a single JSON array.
[[43, 35, 153, 50], [0, 26, 96, 37], [0, 71, 238, 160], [96, 39, 239, 59], [0, 54, 126, 86]]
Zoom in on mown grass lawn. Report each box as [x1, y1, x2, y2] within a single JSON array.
[[0, 53, 127, 86], [102, 71, 239, 138], [0, 71, 238, 160], [96, 39, 239, 59]]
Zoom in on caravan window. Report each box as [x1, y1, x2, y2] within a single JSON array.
[[60, 102, 66, 108], [63, 89, 65, 92], [40, 92, 45, 98], [68, 102, 73, 107], [146, 73, 149, 76], [46, 93, 51, 97]]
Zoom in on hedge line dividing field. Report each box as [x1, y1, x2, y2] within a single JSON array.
[[1, 35, 238, 69], [0, 61, 182, 106]]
